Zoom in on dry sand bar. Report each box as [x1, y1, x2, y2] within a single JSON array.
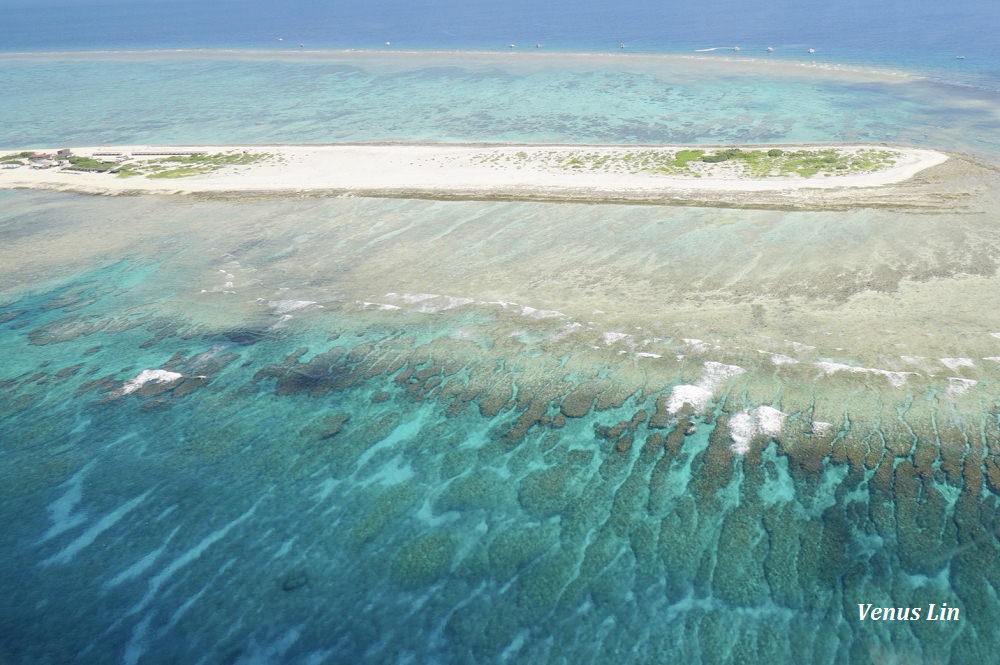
[[0, 143, 950, 208]]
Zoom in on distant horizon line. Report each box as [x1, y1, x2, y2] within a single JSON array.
[[0, 45, 937, 74], [0, 43, 973, 62], [1, 45, 991, 94]]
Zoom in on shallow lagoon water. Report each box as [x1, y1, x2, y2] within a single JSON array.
[[2, 51, 999, 156], [3, 52, 1000, 663]]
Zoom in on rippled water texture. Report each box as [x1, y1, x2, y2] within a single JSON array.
[[1, 51, 999, 157], [3, 52, 1000, 663]]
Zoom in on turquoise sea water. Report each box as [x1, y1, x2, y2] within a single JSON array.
[[3, 47, 1000, 665], [3, 51, 1000, 158]]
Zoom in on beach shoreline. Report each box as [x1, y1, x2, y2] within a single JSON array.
[[0, 143, 950, 206]]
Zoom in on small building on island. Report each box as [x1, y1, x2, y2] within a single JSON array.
[[29, 156, 58, 169]]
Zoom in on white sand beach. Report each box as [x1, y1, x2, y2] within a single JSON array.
[[0, 143, 949, 202]]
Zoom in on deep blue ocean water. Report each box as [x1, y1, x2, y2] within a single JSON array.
[[3, 3, 1000, 665], [5, 0, 1000, 73]]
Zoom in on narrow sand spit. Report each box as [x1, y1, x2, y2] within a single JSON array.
[[0, 143, 949, 205]]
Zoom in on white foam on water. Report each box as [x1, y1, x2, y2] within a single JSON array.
[[729, 406, 786, 455], [755, 406, 786, 437], [703, 361, 745, 383], [666, 384, 713, 412], [384, 293, 567, 319], [114, 369, 183, 397], [548, 322, 581, 341], [990, 332, 1000, 339], [39, 461, 93, 542], [946, 377, 978, 396], [266, 314, 294, 331], [390, 292, 439, 304], [984, 356, 1000, 363], [492, 300, 566, 319], [518, 305, 565, 319], [203, 268, 242, 293], [815, 361, 850, 375], [636, 352, 662, 359], [682, 338, 709, 353], [899, 355, 926, 364], [603, 331, 631, 345], [728, 412, 754, 454], [359, 301, 402, 311], [385, 293, 476, 313], [940, 357, 975, 372], [189, 345, 229, 367], [757, 350, 798, 365], [811, 420, 833, 436], [41, 489, 153, 566], [666, 361, 745, 413], [421, 296, 475, 313], [268, 299, 317, 315], [882, 372, 911, 388], [814, 361, 914, 387]]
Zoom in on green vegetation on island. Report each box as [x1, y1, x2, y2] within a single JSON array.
[[0, 149, 273, 177], [116, 151, 273, 178], [474, 146, 899, 179], [0, 151, 33, 163], [67, 155, 118, 171]]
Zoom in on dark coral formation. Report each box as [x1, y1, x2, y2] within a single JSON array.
[[246, 330, 998, 660], [4, 287, 999, 663]]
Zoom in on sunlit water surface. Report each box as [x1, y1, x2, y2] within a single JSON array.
[[2, 51, 1000, 663]]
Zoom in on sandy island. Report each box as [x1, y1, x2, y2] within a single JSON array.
[[0, 143, 951, 208]]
